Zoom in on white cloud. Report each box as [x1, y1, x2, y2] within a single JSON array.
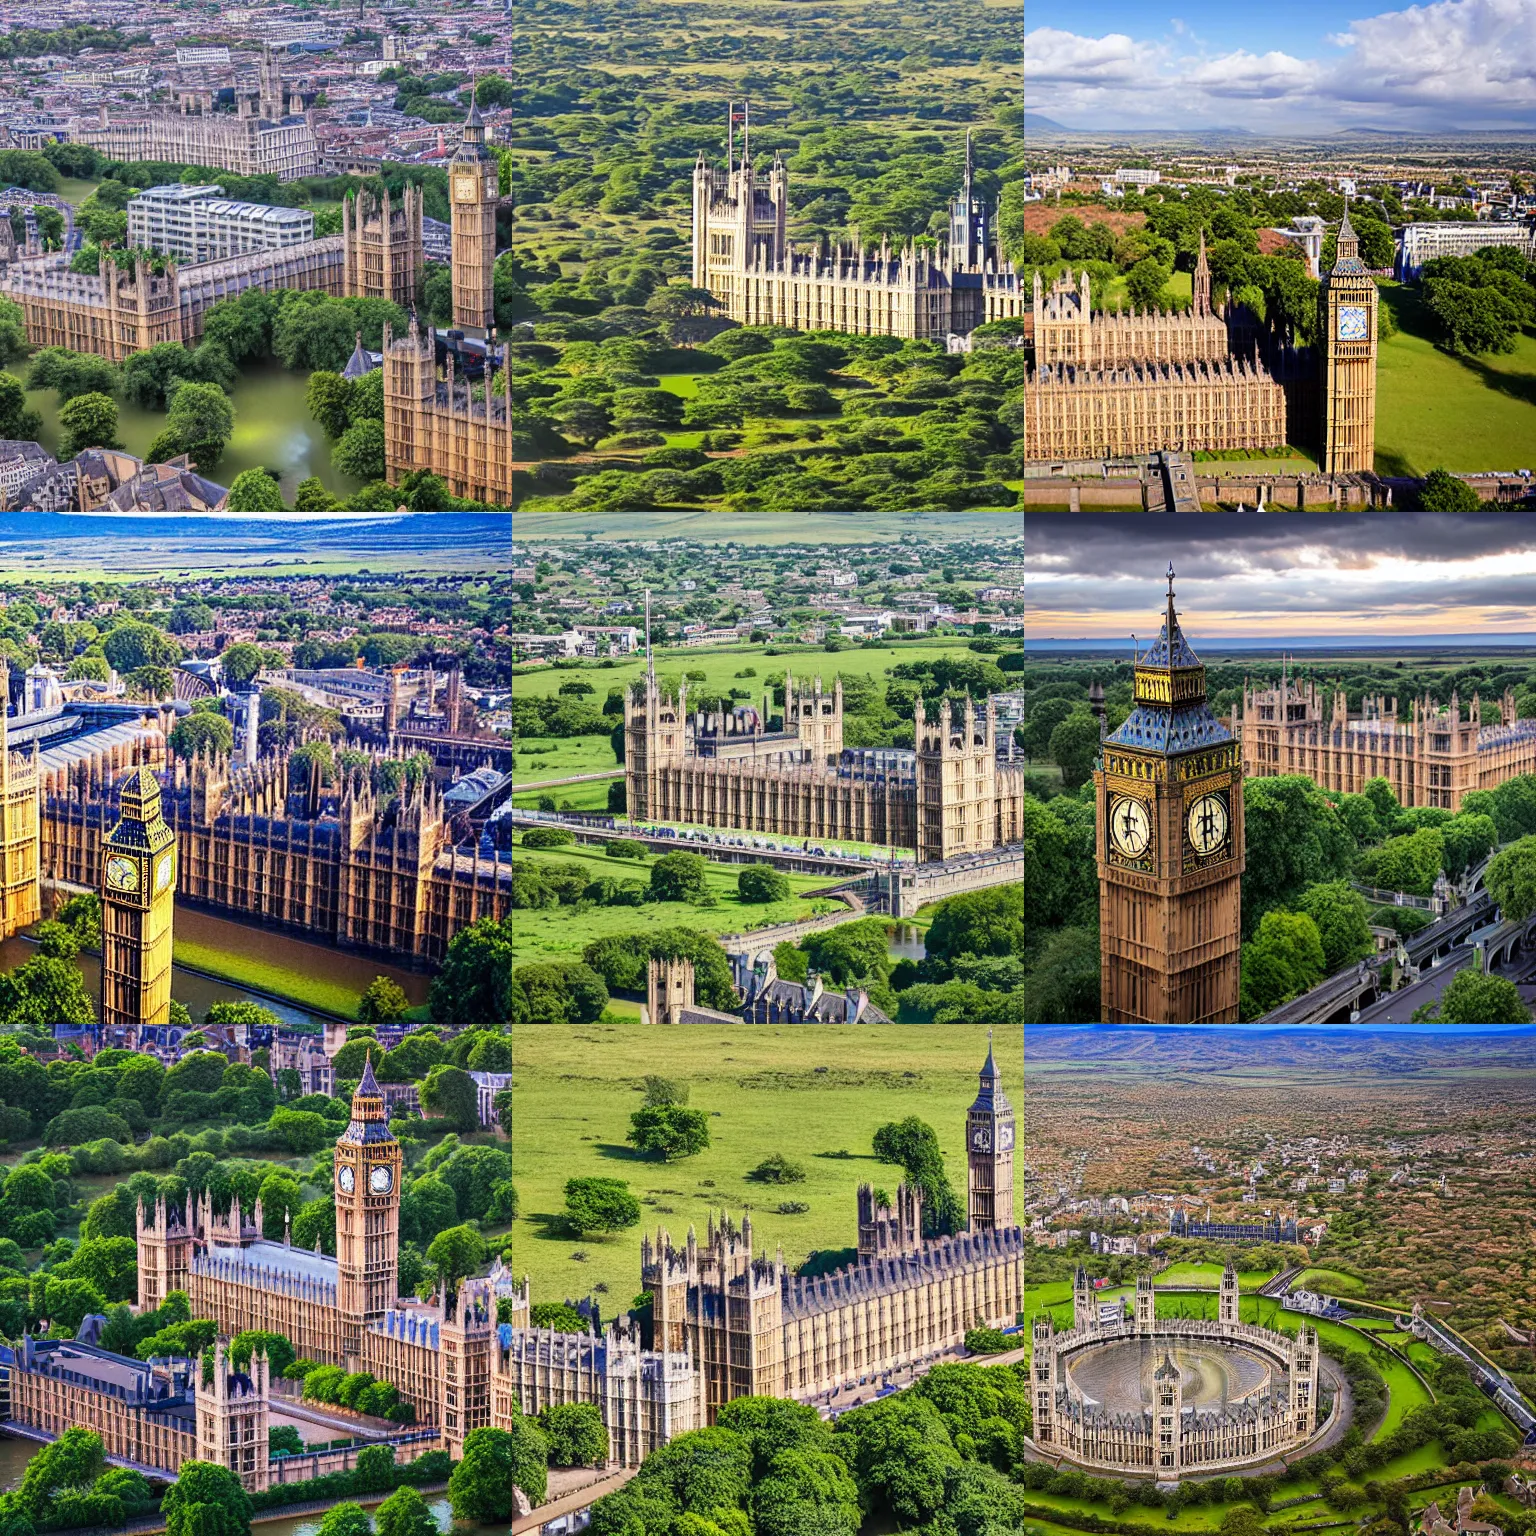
[[1027, 0, 1536, 129]]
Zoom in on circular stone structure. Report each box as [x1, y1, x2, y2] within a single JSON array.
[[1067, 1336, 1275, 1413], [1031, 1271, 1335, 1480]]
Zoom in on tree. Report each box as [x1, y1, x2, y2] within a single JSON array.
[[1296, 881, 1373, 974], [540, 1403, 609, 1468], [452, 1424, 527, 1520], [19, 1428, 105, 1515], [269, 1426, 305, 1458], [102, 623, 180, 673], [1048, 710, 1100, 791], [1242, 775, 1356, 930], [161, 1462, 252, 1536], [420, 1065, 478, 1130], [333, 419, 387, 481], [169, 712, 233, 759], [1124, 256, 1171, 307], [57, 391, 119, 459], [650, 850, 710, 903], [871, 1116, 964, 1236], [738, 863, 791, 904], [563, 1176, 641, 1236], [1240, 909, 1327, 1019], [306, 371, 353, 440], [357, 976, 409, 1024], [429, 915, 511, 1024], [167, 382, 234, 460], [316, 1504, 370, 1536], [1486, 836, 1536, 922], [218, 643, 265, 688], [374, 1486, 438, 1536], [0, 374, 41, 442], [628, 1104, 711, 1161], [426, 1224, 487, 1291], [226, 469, 286, 513], [228, 1330, 294, 1378]]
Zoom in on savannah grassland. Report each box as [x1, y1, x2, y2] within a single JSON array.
[[508, 1022, 1019, 1307]]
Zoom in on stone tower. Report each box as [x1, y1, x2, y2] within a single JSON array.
[[135, 1194, 193, 1311], [1072, 1264, 1096, 1332], [1193, 228, 1212, 318], [948, 129, 991, 267], [196, 1339, 271, 1492], [915, 695, 998, 862], [0, 662, 40, 941], [1153, 1353, 1183, 1475], [448, 95, 498, 334], [1289, 1323, 1319, 1435], [334, 1055, 402, 1356], [784, 672, 844, 764], [1219, 1261, 1239, 1324], [1319, 204, 1378, 473], [1135, 1271, 1155, 1330], [647, 954, 695, 1024], [690, 102, 788, 296], [1032, 1312, 1056, 1446], [1095, 565, 1245, 1023], [439, 1277, 495, 1459], [966, 1032, 1014, 1232], [100, 764, 176, 1028], [341, 182, 423, 309], [857, 1181, 923, 1259], [623, 592, 687, 820]]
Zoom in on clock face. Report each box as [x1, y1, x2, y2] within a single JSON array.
[[972, 1125, 991, 1152], [1187, 792, 1231, 856], [154, 851, 174, 893], [369, 1164, 393, 1195], [337, 1164, 355, 1194], [454, 177, 475, 202], [999, 1123, 1014, 1152], [1108, 795, 1152, 859], [1338, 305, 1368, 341], [106, 854, 140, 893]]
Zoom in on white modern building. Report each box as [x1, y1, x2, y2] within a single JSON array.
[[126, 185, 315, 265], [1397, 220, 1536, 278]]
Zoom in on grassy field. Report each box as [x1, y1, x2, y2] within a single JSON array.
[[1375, 282, 1536, 475], [1295, 1266, 1366, 1295], [508, 839, 839, 966], [513, 735, 623, 783], [506, 510, 1026, 543], [509, 1022, 1018, 1306], [512, 638, 985, 703], [1153, 1261, 1277, 1290], [172, 938, 374, 1021], [514, 779, 618, 811]]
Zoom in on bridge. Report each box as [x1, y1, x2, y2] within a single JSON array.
[[866, 846, 1024, 918], [1259, 851, 1515, 1023]]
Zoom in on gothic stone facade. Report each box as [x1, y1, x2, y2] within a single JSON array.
[[1032, 1267, 1321, 1477], [1236, 677, 1536, 812], [137, 1066, 514, 1460], [624, 667, 1024, 862], [692, 128, 1018, 342], [40, 747, 508, 966]]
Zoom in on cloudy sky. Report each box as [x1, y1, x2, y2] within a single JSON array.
[[1026, 0, 1536, 132], [1027, 514, 1536, 640]]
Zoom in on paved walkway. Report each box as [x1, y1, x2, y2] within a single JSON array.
[[514, 1467, 637, 1534]]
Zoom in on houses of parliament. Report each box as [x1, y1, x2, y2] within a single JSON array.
[[2, 69, 511, 504], [1024, 210, 1380, 474], [502, 1040, 1023, 1465], [692, 114, 1021, 344]]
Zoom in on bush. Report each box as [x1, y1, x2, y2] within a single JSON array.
[[747, 1153, 807, 1184], [521, 827, 575, 848], [737, 863, 792, 904]]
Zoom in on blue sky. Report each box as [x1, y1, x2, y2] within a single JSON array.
[[1026, 0, 1536, 133]]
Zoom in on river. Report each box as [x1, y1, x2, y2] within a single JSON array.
[[0, 1438, 504, 1536], [5, 361, 366, 505], [0, 904, 430, 1028]]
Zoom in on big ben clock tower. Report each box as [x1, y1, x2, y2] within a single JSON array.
[[449, 95, 498, 335], [100, 765, 175, 1029], [1095, 566, 1245, 1023], [335, 1054, 402, 1357], [1320, 204, 1378, 474], [966, 1033, 1014, 1232]]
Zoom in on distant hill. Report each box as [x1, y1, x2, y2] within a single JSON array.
[[1024, 112, 1070, 134]]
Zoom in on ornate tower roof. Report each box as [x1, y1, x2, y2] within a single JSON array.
[[968, 1029, 1011, 1115], [1104, 564, 1232, 756], [341, 1050, 392, 1142], [1154, 1352, 1181, 1382], [1330, 202, 1366, 275]]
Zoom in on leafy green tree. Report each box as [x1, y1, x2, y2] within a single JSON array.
[[420, 1065, 478, 1130], [226, 469, 286, 513], [102, 623, 180, 673], [1242, 775, 1356, 932], [426, 1224, 488, 1291], [57, 392, 119, 459], [737, 863, 791, 904], [1296, 881, 1373, 974], [166, 382, 234, 460], [563, 1177, 641, 1236], [871, 1117, 964, 1236], [306, 371, 353, 440], [453, 1424, 528, 1520], [228, 1330, 294, 1378], [540, 1402, 609, 1468], [169, 712, 233, 759], [1047, 709, 1100, 791], [333, 419, 387, 481], [1240, 909, 1327, 1018], [316, 1503, 370, 1536], [0, 374, 41, 442], [649, 850, 710, 903], [357, 977, 409, 1024], [429, 914, 511, 1024], [161, 1461, 251, 1536], [628, 1104, 711, 1161], [1486, 836, 1536, 922], [373, 1486, 437, 1536], [1417, 467, 1482, 512], [18, 1428, 105, 1516]]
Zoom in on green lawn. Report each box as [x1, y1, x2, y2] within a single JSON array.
[[508, 839, 841, 966], [656, 373, 703, 398], [1154, 1261, 1278, 1290], [513, 734, 623, 783], [1295, 1267, 1366, 1296], [509, 1022, 1015, 1307], [514, 779, 618, 811], [172, 937, 367, 1021], [1375, 282, 1536, 475]]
